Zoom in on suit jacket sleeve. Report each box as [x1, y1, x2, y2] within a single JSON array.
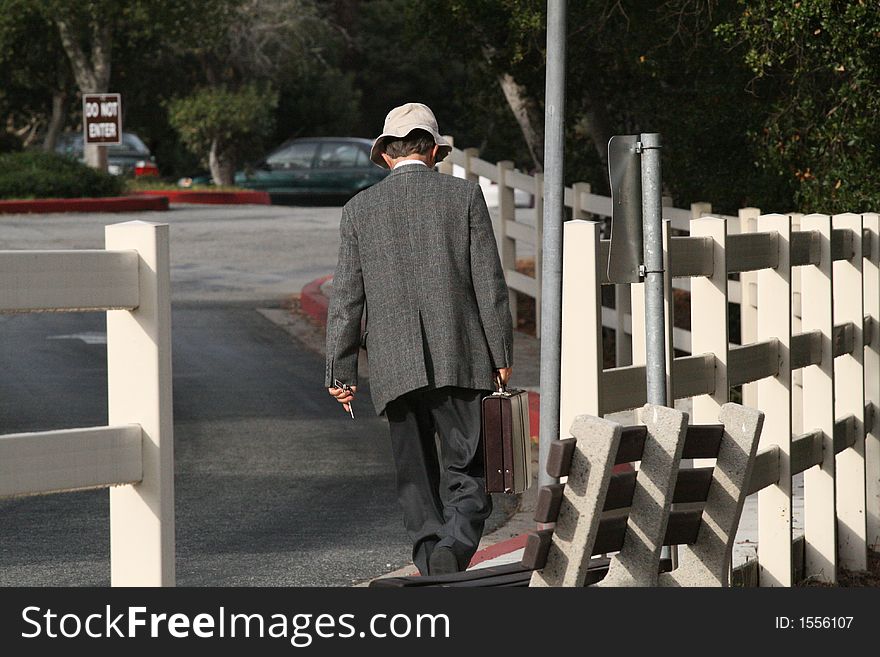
[[468, 183, 514, 369], [325, 206, 365, 387]]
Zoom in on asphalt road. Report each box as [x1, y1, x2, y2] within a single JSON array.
[[0, 203, 514, 586]]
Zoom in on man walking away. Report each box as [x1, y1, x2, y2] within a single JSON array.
[[325, 102, 513, 576]]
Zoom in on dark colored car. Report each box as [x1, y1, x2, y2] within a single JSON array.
[[233, 137, 388, 202], [55, 131, 160, 177]]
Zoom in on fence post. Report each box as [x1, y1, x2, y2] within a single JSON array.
[[801, 213, 837, 583], [691, 202, 712, 220], [534, 172, 544, 339], [757, 213, 792, 586], [560, 220, 603, 431], [739, 208, 761, 408], [615, 285, 632, 367], [833, 213, 867, 572], [690, 217, 729, 427], [497, 161, 518, 329], [863, 212, 880, 550], [437, 136, 454, 175], [105, 221, 175, 586], [571, 182, 591, 220], [463, 147, 479, 183], [790, 214, 805, 437]]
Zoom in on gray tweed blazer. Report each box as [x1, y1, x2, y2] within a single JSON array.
[[324, 163, 514, 415]]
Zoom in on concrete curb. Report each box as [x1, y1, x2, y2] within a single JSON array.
[[0, 195, 169, 214], [300, 274, 333, 325], [131, 189, 271, 205]]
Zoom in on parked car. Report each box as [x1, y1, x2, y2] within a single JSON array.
[[180, 137, 389, 203], [55, 131, 160, 177]]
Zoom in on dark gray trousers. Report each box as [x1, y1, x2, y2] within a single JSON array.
[[385, 386, 492, 575]]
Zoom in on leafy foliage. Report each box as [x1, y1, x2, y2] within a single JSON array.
[[718, 0, 880, 212], [166, 84, 278, 170], [0, 150, 124, 199], [2, 0, 878, 213]]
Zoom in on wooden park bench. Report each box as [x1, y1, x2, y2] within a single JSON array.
[[370, 402, 764, 588]]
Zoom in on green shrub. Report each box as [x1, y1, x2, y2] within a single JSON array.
[[0, 150, 125, 200]]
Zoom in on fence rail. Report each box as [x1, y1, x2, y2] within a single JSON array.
[[0, 221, 174, 586], [0, 425, 142, 497]]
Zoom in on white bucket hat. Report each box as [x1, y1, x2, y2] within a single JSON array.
[[369, 102, 452, 168]]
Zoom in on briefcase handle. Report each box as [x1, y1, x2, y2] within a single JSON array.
[[493, 372, 516, 395]]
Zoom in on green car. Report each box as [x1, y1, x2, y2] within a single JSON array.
[[234, 137, 389, 203]]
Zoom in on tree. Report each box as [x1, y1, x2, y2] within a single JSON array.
[[33, 0, 227, 166], [413, 0, 793, 212], [0, 1, 70, 151], [164, 0, 359, 182], [718, 0, 880, 212], [167, 84, 278, 185], [420, 0, 547, 171]]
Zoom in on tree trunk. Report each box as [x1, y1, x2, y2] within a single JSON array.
[[580, 72, 613, 171], [54, 14, 112, 171], [42, 89, 68, 152], [497, 72, 545, 172], [209, 139, 235, 186]]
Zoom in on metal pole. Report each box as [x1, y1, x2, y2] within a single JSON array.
[[639, 133, 673, 565], [538, 0, 567, 489], [638, 133, 667, 407]]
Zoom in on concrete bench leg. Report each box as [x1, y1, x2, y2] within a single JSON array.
[[597, 404, 688, 587], [530, 414, 621, 587], [659, 402, 764, 587]]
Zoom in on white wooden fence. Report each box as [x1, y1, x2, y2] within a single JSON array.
[[558, 214, 879, 586], [440, 145, 740, 346], [0, 220, 174, 586]]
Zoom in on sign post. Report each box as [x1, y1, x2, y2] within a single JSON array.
[[82, 93, 122, 172], [608, 132, 672, 564], [607, 133, 666, 405]]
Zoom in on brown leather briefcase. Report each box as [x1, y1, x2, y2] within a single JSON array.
[[482, 386, 532, 494]]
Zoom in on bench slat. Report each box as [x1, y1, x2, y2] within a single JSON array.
[[534, 484, 565, 523], [521, 529, 554, 570], [368, 558, 676, 588], [536, 467, 715, 523], [682, 424, 724, 459], [550, 424, 723, 476], [524, 508, 703, 570], [545, 438, 577, 478]]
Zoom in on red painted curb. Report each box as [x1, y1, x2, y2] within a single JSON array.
[[300, 274, 333, 325], [467, 533, 528, 569], [528, 391, 540, 443], [0, 195, 169, 214], [132, 189, 271, 205]]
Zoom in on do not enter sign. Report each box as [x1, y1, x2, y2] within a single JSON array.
[[83, 93, 122, 145]]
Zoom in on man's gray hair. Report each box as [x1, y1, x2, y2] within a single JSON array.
[[382, 128, 436, 159]]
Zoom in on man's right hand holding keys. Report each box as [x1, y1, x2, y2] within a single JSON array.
[[328, 381, 357, 418]]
